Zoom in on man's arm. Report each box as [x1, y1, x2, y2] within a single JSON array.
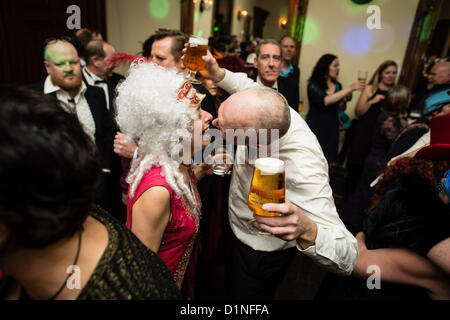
[[353, 233, 450, 299], [254, 201, 358, 276]]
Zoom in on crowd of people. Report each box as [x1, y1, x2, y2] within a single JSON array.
[[0, 26, 449, 300]]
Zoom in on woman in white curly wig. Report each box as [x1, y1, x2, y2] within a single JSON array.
[[115, 61, 213, 298]]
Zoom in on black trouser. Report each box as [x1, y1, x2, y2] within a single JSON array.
[[226, 231, 296, 300]]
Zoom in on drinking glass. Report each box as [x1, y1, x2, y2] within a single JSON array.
[[183, 36, 208, 84], [247, 158, 285, 236], [358, 70, 368, 87]]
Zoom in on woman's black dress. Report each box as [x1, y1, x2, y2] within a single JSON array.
[[306, 80, 343, 163]]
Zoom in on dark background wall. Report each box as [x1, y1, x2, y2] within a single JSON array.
[[0, 0, 106, 85]]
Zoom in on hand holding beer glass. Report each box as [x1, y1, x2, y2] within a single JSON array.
[[358, 70, 368, 90], [247, 158, 285, 236], [183, 36, 208, 84]]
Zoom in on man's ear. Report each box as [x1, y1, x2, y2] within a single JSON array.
[[253, 58, 259, 69], [44, 60, 51, 73]]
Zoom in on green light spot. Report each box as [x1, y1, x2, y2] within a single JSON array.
[[302, 17, 319, 45], [194, 11, 199, 23], [214, 26, 219, 31], [149, 0, 170, 20], [197, 30, 203, 37]]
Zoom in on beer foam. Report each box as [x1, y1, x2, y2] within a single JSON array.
[[189, 36, 208, 46], [255, 158, 284, 174]]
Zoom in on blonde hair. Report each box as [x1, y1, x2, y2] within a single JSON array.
[[368, 60, 398, 95], [115, 62, 198, 207]]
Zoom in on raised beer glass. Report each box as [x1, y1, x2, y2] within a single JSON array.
[[358, 70, 368, 89], [183, 36, 208, 84], [247, 158, 285, 236]]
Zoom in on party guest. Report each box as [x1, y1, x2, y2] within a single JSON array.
[[0, 87, 180, 300]]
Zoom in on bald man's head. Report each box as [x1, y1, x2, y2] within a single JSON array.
[[215, 87, 291, 141], [428, 61, 450, 87]]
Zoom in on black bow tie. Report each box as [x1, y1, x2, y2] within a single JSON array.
[[95, 79, 107, 84]]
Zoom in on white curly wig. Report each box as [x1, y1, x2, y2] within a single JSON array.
[[115, 61, 199, 207]]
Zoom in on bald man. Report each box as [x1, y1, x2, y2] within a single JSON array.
[[409, 61, 450, 118], [28, 37, 119, 221], [197, 51, 358, 299]]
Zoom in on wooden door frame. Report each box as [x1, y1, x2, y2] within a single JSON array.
[[180, 0, 194, 35], [399, 0, 445, 90], [286, 0, 309, 67]]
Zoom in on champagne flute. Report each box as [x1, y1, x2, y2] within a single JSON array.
[[183, 36, 208, 84], [247, 158, 286, 236]]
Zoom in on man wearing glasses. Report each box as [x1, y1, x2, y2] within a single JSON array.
[[29, 38, 116, 219]]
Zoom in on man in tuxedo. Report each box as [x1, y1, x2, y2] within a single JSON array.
[[250, 39, 299, 112], [82, 39, 126, 222], [82, 40, 124, 119], [29, 38, 119, 221]]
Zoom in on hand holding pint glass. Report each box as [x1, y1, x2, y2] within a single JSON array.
[[183, 36, 208, 84], [247, 158, 285, 236], [358, 70, 368, 90]]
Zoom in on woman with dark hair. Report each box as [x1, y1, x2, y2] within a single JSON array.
[[340, 85, 409, 234], [345, 61, 398, 194], [307, 54, 363, 163], [0, 87, 180, 300]]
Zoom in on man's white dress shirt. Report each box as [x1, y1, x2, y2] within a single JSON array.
[[82, 67, 110, 111], [217, 70, 358, 275], [44, 75, 96, 142]]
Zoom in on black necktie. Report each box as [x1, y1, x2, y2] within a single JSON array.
[[95, 80, 107, 84]]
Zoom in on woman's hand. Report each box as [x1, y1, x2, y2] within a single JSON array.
[[350, 80, 366, 92], [369, 94, 385, 105]]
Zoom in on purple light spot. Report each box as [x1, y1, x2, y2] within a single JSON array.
[[342, 25, 373, 56]]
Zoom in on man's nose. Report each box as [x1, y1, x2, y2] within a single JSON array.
[[201, 110, 213, 124], [63, 62, 73, 73]]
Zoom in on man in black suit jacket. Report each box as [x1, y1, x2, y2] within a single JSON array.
[[250, 39, 299, 112], [82, 40, 125, 121], [29, 38, 120, 221]]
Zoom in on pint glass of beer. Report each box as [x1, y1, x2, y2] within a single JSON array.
[[358, 70, 368, 88], [247, 158, 285, 236], [183, 36, 208, 84]]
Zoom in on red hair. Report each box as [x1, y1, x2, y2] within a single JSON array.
[[370, 157, 450, 211]]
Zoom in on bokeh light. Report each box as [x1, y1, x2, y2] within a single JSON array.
[[342, 25, 373, 55], [302, 17, 319, 45], [149, 0, 170, 20]]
